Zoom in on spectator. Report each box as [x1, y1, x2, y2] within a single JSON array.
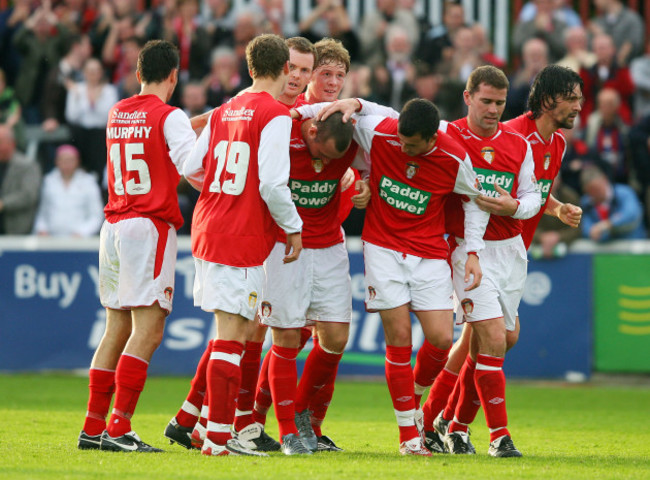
[[580, 164, 646, 242], [339, 65, 376, 102], [512, 0, 567, 63], [559, 121, 592, 195], [33, 144, 103, 237], [505, 38, 549, 120], [298, 0, 361, 63], [628, 114, 650, 228], [89, 0, 144, 60], [114, 36, 144, 99], [230, 8, 263, 87], [204, 46, 246, 108], [517, 0, 582, 28], [0, 68, 25, 149], [630, 40, 650, 120], [471, 23, 506, 70], [65, 58, 118, 181], [556, 26, 596, 73], [253, 0, 298, 38], [0, 125, 42, 235], [584, 88, 631, 185], [0, 0, 32, 86], [359, 0, 419, 67], [437, 26, 488, 85], [181, 82, 210, 118], [579, 33, 635, 125], [590, 0, 645, 66], [201, 0, 235, 46], [415, 1, 465, 70]]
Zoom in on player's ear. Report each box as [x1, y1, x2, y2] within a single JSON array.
[[308, 124, 318, 139]]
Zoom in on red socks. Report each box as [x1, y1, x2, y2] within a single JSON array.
[[413, 340, 451, 407], [422, 368, 458, 431], [448, 356, 479, 434], [295, 342, 342, 413], [269, 345, 300, 438], [106, 354, 149, 437], [475, 354, 509, 441], [234, 341, 263, 432], [176, 339, 213, 428], [385, 345, 418, 443], [253, 346, 273, 425], [206, 340, 244, 445], [83, 368, 115, 436]]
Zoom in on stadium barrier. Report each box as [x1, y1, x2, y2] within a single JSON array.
[[1, 236, 647, 378]]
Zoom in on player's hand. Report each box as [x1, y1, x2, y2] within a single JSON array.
[[464, 253, 482, 291], [190, 109, 213, 131], [316, 98, 360, 123], [289, 108, 301, 119], [589, 220, 610, 242], [475, 185, 518, 216], [284, 232, 302, 263], [558, 202, 582, 228], [351, 179, 371, 209], [340, 167, 355, 191]]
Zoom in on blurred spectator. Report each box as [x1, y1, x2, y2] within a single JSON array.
[[590, 0, 645, 66], [201, 0, 235, 46], [415, 1, 465, 70], [230, 8, 263, 87], [101, 13, 144, 85], [253, 0, 298, 37], [471, 23, 506, 70], [0, 125, 42, 234], [33, 144, 103, 237], [518, 0, 582, 28], [584, 88, 631, 185], [630, 40, 650, 120], [369, 25, 417, 111], [505, 38, 549, 120], [0, 68, 25, 149], [181, 81, 210, 118], [529, 175, 582, 259], [0, 0, 32, 86], [41, 33, 92, 133], [298, 0, 360, 63], [556, 26, 596, 73], [359, 0, 419, 67], [65, 58, 118, 181], [114, 36, 144, 99], [89, 0, 145, 59], [579, 33, 634, 125], [512, 0, 567, 63], [204, 46, 246, 108], [12, 4, 70, 124], [437, 26, 488, 85], [53, 0, 97, 34], [339, 65, 376, 102], [580, 164, 646, 242], [559, 121, 592, 195]]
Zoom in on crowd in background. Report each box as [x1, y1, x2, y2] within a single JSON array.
[[0, 0, 649, 252]]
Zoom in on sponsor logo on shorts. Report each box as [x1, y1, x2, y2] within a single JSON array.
[[536, 178, 552, 205], [461, 298, 474, 315], [290, 178, 338, 208], [261, 301, 272, 318], [481, 146, 495, 164], [164, 286, 173, 301], [544, 152, 551, 170], [368, 286, 376, 301], [474, 168, 515, 196], [248, 291, 258, 309], [405, 161, 419, 179], [378, 176, 431, 215]]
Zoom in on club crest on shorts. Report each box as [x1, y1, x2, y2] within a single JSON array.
[[405, 161, 419, 179], [248, 291, 258, 309], [261, 301, 272, 318], [481, 147, 495, 164], [544, 152, 551, 170], [460, 298, 474, 315], [164, 286, 173, 301], [368, 286, 376, 301], [312, 158, 323, 173]]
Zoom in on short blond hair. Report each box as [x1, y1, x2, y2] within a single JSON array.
[[314, 38, 350, 73]]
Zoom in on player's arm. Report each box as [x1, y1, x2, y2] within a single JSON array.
[[165, 109, 197, 173], [259, 115, 303, 263], [544, 193, 582, 228], [315, 98, 399, 122], [182, 111, 212, 191]]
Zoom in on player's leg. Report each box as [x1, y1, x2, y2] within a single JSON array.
[[234, 319, 265, 432]]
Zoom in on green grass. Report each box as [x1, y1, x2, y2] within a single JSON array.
[[1, 375, 649, 479]]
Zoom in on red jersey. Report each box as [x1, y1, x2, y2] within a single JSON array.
[[188, 91, 301, 267], [278, 119, 359, 248], [356, 116, 481, 259], [443, 118, 532, 241], [104, 94, 183, 229], [505, 113, 568, 248]]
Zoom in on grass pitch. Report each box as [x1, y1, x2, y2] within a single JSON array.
[[0, 374, 649, 480]]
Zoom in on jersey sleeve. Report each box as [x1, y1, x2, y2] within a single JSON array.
[[258, 115, 303, 234], [357, 99, 400, 118], [512, 142, 542, 220], [295, 102, 330, 119], [452, 151, 489, 253], [183, 111, 213, 191], [164, 108, 197, 175], [353, 115, 385, 154]]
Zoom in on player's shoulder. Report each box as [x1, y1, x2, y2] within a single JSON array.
[[434, 129, 467, 160], [498, 122, 530, 146], [503, 112, 534, 133]]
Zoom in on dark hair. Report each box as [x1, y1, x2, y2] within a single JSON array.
[[286, 36, 318, 66], [527, 65, 584, 119], [314, 112, 354, 153], [246, 34, 290, 80], [398, 99, 440, 141], [466, 65, 509, 94], [137, 40, 179, 84], [314, 37, 350, 73]]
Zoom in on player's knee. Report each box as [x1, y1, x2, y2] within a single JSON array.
[[428, 332, 453, 351]]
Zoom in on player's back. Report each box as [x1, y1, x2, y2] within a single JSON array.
[[104, 94, 182, 228], [191, 91, 291, 267]]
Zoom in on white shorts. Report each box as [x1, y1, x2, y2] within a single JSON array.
[[99, 217, 177, 314], [363, 241, 454, 312], [192, 258, 264, 321], [261, 242, 352, 328], [451, 235, 527, 332]]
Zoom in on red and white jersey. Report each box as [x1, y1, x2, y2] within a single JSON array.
[[442, 118, 540, 241], [184, 91, 302, 267], [354, 116, 487, 259], [280, 119, 359, 248], [104, 94, 195, 230], [505, 112, 568, 248]]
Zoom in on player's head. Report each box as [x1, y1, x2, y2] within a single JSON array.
[[397, 99, 440, 157], [284, 37, 317, 100], [305, 112, 354, 161], [527, 64, 583, 129], [307, 38, 350, 102], [137, 40, 179, 85], [245, 33, 290, 81], [464, 65, 509, 134]]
